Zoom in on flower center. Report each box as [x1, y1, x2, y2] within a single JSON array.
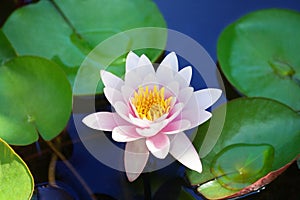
[[131, 85, 172, 121]]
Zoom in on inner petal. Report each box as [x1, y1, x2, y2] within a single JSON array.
[[131, 85, 173, 121]]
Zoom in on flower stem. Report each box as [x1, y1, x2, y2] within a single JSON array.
[[45, 139, 97, 200]]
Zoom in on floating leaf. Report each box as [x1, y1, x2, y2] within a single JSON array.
[[187, 98, 300, 199], [0, 138, 34, 199], [2, 0, 166, 94], [211, 143, 274, 190], [0, 56, 72, 145], [0, 29, 15, 64], [217, 9, 300, 111]]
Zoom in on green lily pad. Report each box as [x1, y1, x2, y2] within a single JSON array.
[[0, 56, 72, 145], [217, 9, 300, 111], [187, 98, 300, 199], [211, 143, 274, 191], [0, 138, 34, 199], [2, 0, 166, 94], [0, 29, 15, 64]]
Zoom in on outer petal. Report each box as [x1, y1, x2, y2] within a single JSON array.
[[181, 109, 212, 129], [112, 126, 143, 142], [159, 52, 178, 72], [177, 87, 194, 105], [104, 87, 124, 106], [146, 133, 170, 159], [175, 66, 192, 88], [82, 112, 127, 131], [194, 88, 222, 110], [169, 132, 202, 173], [100, 70, 124, 90], [126, 51, 140, 72], [125, 139, 149, 182]]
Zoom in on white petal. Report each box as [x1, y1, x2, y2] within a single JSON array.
[[126, 51, 140, 73], [125, 139, 149, 182], [156, 65, 175, 85], [194, 88, 222, 110], [104, 87, 124, 106], [112, 126, 143, 142], [161, 120, 191, 134], [114, 101, 131, 122], [159, 52, 178, 72], [124, 70, 143, 89], [142, 73, 157, 85], [175, 66, 192, 88], [146, 133, 170, 159], [121, 85, 135, 104], [100, 70, 124, 90], [181, 109, 212, 129], [82, 112, 127, 131], [169, 132, 202, 173], [177, 87, 194, 105], [165, 81, 179, 97]]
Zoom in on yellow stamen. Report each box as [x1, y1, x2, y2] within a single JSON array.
[[131, 85, 172, 121]]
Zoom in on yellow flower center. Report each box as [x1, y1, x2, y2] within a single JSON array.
[[131, 85, 172, 121]]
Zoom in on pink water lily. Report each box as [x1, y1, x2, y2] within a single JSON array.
[[83, 51, 221, 181]]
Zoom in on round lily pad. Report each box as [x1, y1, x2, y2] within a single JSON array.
[[217, 9, 300, 111], [0, 138, 34, 199], [211, 143, 274, 191], [187, 98, 300, 199], [2, 0, 166, 94], [0, 56, 72, 145]]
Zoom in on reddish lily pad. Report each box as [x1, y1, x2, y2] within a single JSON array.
[[187, 98, 300, 199]]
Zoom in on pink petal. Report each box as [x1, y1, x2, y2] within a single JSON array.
[[126, 51, 140, 73], [175, 66, 192, 88], [129, 114, 150, 128], [136, 120, 168, 137], [112, 126, 143, 142], [146, 133, 170, 159], [125, 139, 149, 182], [104, 87, 124, 106], [161, 120, 191, 134], [169, 132, 202, 173], [194, 88, 222, 110], [159, 52, 178, 72], [100, 70, 124, 90], [82, 112, 127, 131], [168, 103, 184, 121]]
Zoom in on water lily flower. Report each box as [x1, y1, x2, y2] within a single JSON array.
[[83, 51, 222, 181]]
